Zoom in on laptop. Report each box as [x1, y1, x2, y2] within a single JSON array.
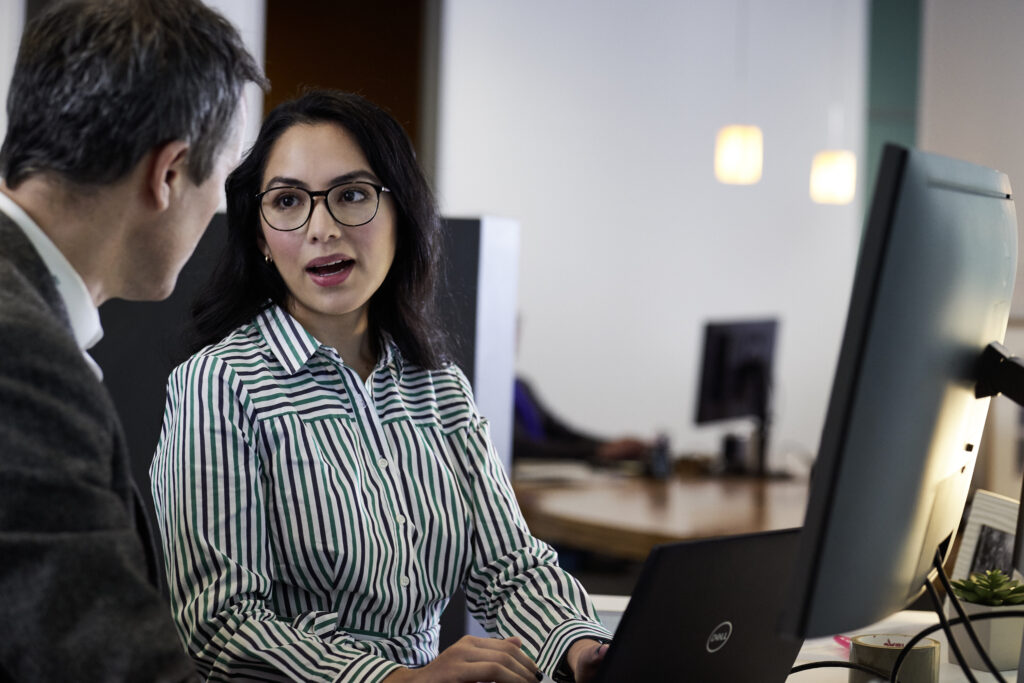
[[591, 527, 804, 682]]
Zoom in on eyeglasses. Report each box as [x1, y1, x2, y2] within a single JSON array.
[[256, 181, 391, 232]]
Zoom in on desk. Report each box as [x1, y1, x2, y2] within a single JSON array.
[[795, 610, 1013, 681], [589, 599, 1015, 681], [512, 462, 809, 561]]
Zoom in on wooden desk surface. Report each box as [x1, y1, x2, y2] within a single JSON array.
[[513, 464, 809, 561]]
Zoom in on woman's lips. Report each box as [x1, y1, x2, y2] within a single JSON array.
[[306, 255, 354, 286]]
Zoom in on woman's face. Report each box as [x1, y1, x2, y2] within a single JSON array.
[[257, 122, 397, 341]]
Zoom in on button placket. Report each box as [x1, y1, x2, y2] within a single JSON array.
[[338, 360, 417, 586]]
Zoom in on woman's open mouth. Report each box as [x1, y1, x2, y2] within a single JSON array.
[[305, 256, 354, 286]]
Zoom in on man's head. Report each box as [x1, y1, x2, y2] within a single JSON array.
[[0, 0, 264, 190], [0, 0, 266, 303]]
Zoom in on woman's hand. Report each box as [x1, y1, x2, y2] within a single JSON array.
[[383, 635, 542, 683], [566, 638, 609, 683]]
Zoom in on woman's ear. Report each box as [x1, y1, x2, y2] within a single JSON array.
[[256, 233, 271, 261], [147, 140, 190, 211]]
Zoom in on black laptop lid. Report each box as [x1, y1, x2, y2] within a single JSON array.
[[595, 528, 804, 682]]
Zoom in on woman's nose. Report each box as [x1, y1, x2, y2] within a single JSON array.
[[306, 197, 341, 242]]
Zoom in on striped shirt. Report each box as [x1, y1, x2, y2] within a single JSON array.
[[150, 304, 611, 682]]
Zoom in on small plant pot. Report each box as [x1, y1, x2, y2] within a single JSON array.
[[946, 601, 1024, 671]]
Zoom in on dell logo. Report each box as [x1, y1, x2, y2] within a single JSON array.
[[706, 621, 733, 653]]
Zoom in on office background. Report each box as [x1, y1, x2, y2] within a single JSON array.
[[0, 1, 1021, 486]]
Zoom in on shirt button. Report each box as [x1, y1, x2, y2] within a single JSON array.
[[396, 514, 406, 525], [378, 459, 388, 469], [400, 576, 410, 587]]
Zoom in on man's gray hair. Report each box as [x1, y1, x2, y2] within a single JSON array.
[[0, 0, 267, 189]]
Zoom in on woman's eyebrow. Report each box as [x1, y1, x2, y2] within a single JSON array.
[[264, 170, 380, 190], [264, 175, 307, 189], [328, 170, 381, 185]]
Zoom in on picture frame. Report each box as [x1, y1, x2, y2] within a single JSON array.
[[951, 489, 1019, 582]]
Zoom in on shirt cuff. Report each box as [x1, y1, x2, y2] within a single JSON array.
[[336, 652, 406, 683], [533, 619, 614, 681]]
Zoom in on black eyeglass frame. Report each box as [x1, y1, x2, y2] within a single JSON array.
[[255, 182, 392, 232]]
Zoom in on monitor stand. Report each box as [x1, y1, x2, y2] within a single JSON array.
[[719, 416, 791, 479], [974, 341, 1024, 679]]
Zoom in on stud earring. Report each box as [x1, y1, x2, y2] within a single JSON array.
[[264, 253, 273, 264]]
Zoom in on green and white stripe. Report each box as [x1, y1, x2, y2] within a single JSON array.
[[150, 304, 611, 682]]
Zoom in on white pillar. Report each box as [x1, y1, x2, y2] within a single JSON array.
[[0, 0, 26, 147]]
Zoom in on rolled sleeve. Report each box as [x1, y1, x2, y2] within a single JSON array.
[[454, 416, 613, 678]]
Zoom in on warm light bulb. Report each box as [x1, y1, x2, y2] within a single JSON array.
[[715, 125, 763, 185], [809, 149, 857, 204]]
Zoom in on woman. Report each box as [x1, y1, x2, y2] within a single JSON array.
[[151, 90, 612, 683]]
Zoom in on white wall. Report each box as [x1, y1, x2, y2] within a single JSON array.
[[919, 0, 1024, 319], [0, 1, 25, 142], [203, 0, 266, 211], [918, 1, 1024, 499], [435, 0, 868, 469], [204, 0, 265, 152]]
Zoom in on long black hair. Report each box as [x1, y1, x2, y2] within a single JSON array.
[[189, 90, 447, 368]]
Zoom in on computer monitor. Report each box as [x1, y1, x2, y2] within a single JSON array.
[[783, 144, 1018, 639], [695, 319, 778, 475]]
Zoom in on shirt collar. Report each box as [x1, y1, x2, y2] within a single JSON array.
[[255, 305, 322, 375], [0, 191, 104, 374], [255, 303, 399, 377]]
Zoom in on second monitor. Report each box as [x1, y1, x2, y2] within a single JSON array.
[[695, 319, 778, 476]]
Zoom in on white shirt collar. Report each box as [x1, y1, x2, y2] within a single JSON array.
[[0, 190, 104, 378]]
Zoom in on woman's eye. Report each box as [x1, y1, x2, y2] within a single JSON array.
[[339, 187, 368, 203], [273, 193, 302, 209]]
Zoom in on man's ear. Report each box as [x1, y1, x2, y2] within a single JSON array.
[[147, 140, 191, 211]]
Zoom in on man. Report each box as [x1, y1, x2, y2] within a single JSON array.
[[0, 1, 265, 679], [513, 376, 652, 462]]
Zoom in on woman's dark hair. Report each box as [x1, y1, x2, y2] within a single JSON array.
[[189, 90, 447, 369]]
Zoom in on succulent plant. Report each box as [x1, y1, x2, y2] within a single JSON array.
[[950, 569, 1024, 606]]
